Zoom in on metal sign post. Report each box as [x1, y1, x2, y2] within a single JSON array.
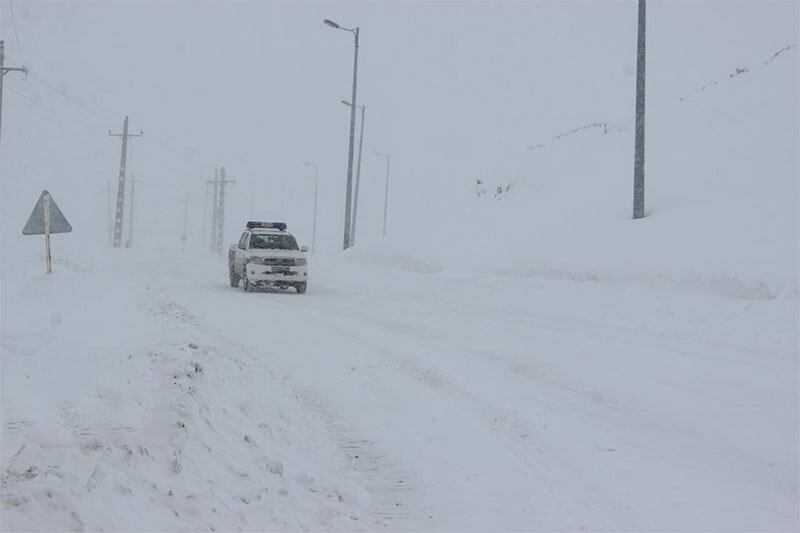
[[43, 193, 52, 274], [22, 190, 72, 273]]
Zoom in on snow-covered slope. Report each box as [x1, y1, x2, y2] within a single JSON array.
[[382, 45, 798, 297]]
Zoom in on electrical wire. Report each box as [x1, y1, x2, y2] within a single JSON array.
[[8, 0, 24, 65], [26, 72, 119, 124], [7, 79, 211, 172], [3, 84, 97, 131]]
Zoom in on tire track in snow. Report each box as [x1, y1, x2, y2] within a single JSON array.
[[251, 286, 683, 527], [270, 283, 799, 525], [291, 386, 432, 527], [326, 285, 792, 362], [257, 294, 587, 497]]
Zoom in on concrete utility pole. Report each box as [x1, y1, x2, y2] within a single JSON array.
[[209, 169, 219, 251], [126, 173, 142, 247], [106, 182, 114, 245], [108, 116, 143, 247], [0, 40, 28, 145], [203, 178, 211, 245], [374, 151, 391, 238], [324, 19, 360, 250], [342, 100, 365, 246], [207, 167, 235, 255], [304, 162, 319, 253], [216, 167, 227, 254], [632, 0, 647, 219]]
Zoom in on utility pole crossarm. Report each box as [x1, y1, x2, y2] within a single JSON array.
[[109, 131, 143, 138], [1, 66, 27, 76]]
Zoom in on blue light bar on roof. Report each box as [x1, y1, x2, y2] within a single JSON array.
[[247, 221, 287, 230]]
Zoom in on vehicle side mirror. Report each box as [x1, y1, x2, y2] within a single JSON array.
[[301, 245, 309, 253]]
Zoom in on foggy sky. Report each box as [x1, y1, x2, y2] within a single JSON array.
[[1, 1, 797, 251]]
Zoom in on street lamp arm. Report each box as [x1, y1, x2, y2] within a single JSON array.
[[324, 19, 358, 33], [341, 100, 364, 110]]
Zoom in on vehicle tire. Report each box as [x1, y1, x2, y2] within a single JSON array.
[[295, 282, 307, 294], [243, 272, 252, 292], [230, 267, 240, 287]]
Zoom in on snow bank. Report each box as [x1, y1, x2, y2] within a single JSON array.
[[1, 239, 375, 531]]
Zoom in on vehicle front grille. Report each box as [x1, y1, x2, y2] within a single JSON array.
[[261, 258, 296, 266]]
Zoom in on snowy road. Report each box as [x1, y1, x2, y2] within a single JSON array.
[[2, 246, 798, 531], [167, 251, 799, 530]]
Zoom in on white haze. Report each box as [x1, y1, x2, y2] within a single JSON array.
[[1, 1, 796, 253], [1, 2, 798, 532]]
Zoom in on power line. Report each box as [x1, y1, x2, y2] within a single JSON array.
[[7, 62, 216, 175], [26, 72, 118, 123], [8, 0, 24, 65], [3, 83, 95, 130], [142, 131, 211, 172]]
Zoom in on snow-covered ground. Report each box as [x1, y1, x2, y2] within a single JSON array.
[[2, 5, 797, 532], [1, 235, 797, 531]]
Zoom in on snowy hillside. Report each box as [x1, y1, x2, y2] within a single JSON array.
[[381, 43, 798, 297]]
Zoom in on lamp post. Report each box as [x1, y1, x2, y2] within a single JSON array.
[[304, 162, 319, 253], [374, 151, 391, 238], [342, 100, 365, 246], [324, 18, 360, 250], [632, 0, 646, 219]]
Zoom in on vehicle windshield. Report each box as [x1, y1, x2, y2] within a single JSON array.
[[249, 233, 298, 251]]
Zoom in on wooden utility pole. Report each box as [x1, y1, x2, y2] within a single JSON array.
[[108, 116, 143, 247], [0, 40, 28, 145]]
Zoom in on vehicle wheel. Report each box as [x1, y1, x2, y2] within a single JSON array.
[[230, 267, 240, 287], [295, 282, 307, 294], [243, 273, 252, 292]]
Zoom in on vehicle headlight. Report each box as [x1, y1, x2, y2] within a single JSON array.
[[249, 257, 265, 265], [296, 258, 307, 266]]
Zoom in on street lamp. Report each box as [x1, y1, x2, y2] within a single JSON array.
[[632, 0, 646, 219], [323, 18, 360, 250], [304, 162, 319, 253], [373, 151, 391, 238], [341, 100, 365, 246]]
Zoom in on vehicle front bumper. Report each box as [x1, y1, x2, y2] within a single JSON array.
[[245, 265, 308, 284]]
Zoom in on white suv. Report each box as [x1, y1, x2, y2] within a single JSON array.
[[228, 222, 309, 293]]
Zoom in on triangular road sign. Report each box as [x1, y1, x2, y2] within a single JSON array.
[[22, 190, 72, 235]]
